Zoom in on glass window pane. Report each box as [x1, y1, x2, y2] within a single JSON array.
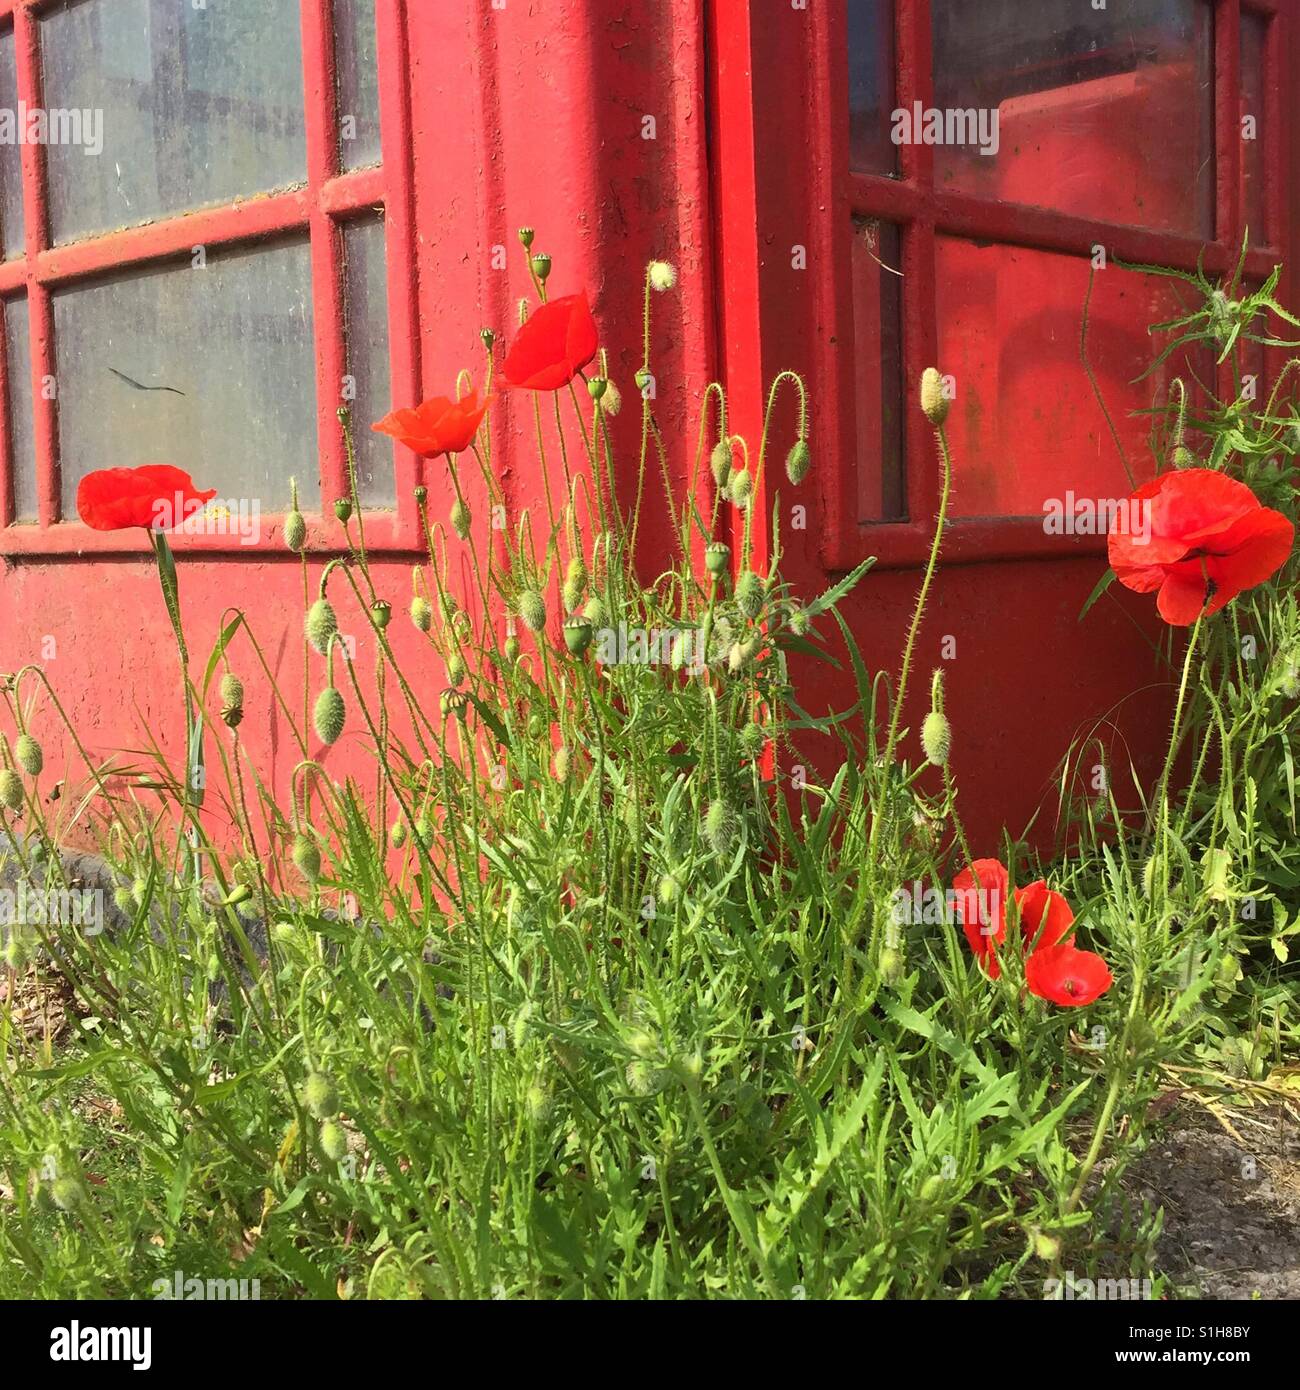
[[4, 296, 36, 523], [54, 239, 318, 520], [0, 28, 24, 258], [850, 218, 904, 521], [42, 0, 307, 244], [930, 0, 1213, 238], [1240, 13, 1267, 242], [344, 217, 393, 507], [935, 238, 1214, 518], [336, 0, 381, 171], [847, 0, 896, 176]]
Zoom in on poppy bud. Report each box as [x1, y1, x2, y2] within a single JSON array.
[[600, 379, 623, 416], [113, 885, 133, 913], [918, 1174, 945, 1204], [729, 467, 753, 509], [518, 589, 547, 634], [788, 604, 809, 636], [51, 1176, 83, 1211], [451, 498, 471, 540], [1032, 1230, 1062, 1263], [562, 557, 588, 612], [583, 595, 607, 629], [3, 932, 31, 969], [785, 439, 811, 486], [648, 260, 677, 292], [588, 377, 607, 401], [739, 720, 766, 757], [480, 327, 496, 350], [1172, 445, 1195, 469], [670, 631, 692, 671], [414, 485, 427, 506], [441, 688, 469, 721], [921, 710, 951, 767], [302, 1071, 338, 1120], [292, 833, 322, 883], [525, 1084, 550, 1123], [710, 439, 733, 488], [518, 227, 535, 248], [313, 687, 346, 745], [634, 366, 652, 393], [705, 542, 731, 577], [389, 819, 407, 848], [727, 642, 748, 674], [306, 598, 338, 655], [920, 367, 949, 425], [1280, 663, 1300, 700], [320, 1121, 348, 1163], [132, 877, 149, 906], [704, 798, 738, 858], [222, 883, 253, 907], [879, 946, 904, 986], [530, 253, 552, 282], [658, 873, 679, 903], [14, 734, 42, 777], [552, 746, 570, 780], [285, 509, 307, 552], [334, 497, 353, 525], [410, 596, 433, 632], [413, 818, 433, 849], [735, 570, 764, 620], [563, 617, 593, 656], [0, 769, 23, 812], [504, 636, 522, 664]]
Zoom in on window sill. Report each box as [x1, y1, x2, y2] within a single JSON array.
[[822, 515, 1110, 573]]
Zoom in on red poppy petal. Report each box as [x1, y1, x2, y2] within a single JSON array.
[[1025, 944, 1113, 1007], [1156, 565, 1212, 626], [1015, 880, 1075, 950], [1204, 506, 1294, 598], [953, 859, 1009, 957], [1149, 469, 1259, 545]]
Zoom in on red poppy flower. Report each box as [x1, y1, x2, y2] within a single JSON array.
[[1108, 469, 1294, 626], [953, 861, 1075, 980], [372, 390, 491, 458], [1024, 942, 1113, 1007], [76, 465, 216, 532], [501, 292, 598, 391]]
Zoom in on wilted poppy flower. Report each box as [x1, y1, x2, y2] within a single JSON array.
[[372, 390, 491, 458], [501, 292, 598, 391], [1024, 942, 1113, 1007], [953, 860, 1075, 980], [1108, 469, 1293, 626], [76, 465, 216, 532]]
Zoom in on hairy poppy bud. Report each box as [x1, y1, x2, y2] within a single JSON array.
[[879, 946, 905, 986], [0, 769, 23, 812], [334, 497, 353, 525], [552, 746, 570, 781], [1172, 445, 1195, 469], [113, 885, 133, 913], [1032, 1230, 1062, 1263], [504, 635, 522, 664], [739, 720, 766, 757], [320, 1120, 348, 1163], [648, 260, 677, 292], [530, 253, 552, 282], [658, 873, 679, 903], [788, 604, 809, 636], [285, 509, 307, 551], [785, 439, 811, 486], [583, 595, 607, 629], [313, 687, 346, 745], [51, 1176, 82, 1211], [599, 379, 623, 416], [735, 570, 764, 620], [518, 589, 547, 634], [710, 439, 733, 488], [562, 558, 587, 613], [450, 498, 471, 540], [704, 798, 737, 858], [729, 467, 753, 509], [920, 367, 949, 425], [292, 833, 322, 883], [302, 1071, 338, 1120], [410, 595, 433, 632], [445, 654, 467, 689], [14, 734, 42, 777], [389, 819, 407, 848], [413, 818, 432, 849], [563, 617, 592, 656], [306, 598, 338, 655], [705, 542, 731, 577], [921, 710, 951, 767]]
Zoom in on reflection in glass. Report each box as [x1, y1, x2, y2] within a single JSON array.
[[4, 296, 35, 522], [343, 217, 393, 507], [847, 1, 896, 176], [336, 0, 381, 171], [849, 219, 904, 522]]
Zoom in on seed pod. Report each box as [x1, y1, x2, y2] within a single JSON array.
[[306, 598, 338, 655], [480, 327, 496, 350], [370, 600, 392, 631], [785, 439, 811, 486], [440, 688, 469, 721], [313, 687, 346, 745], [292, 833, 322, 883], [710, 439, 733, 488], [704, 798, 738, 858], [705, 542, 731, 577], [729, 467, 753, 509], [518, 226, 535, 248], [735, 570, 764, 620], [518, 588, 547, 634], [920, 367, 949, 425], [410, 595, 433, 632], [284, 509, 307, 552], [587, 377, 608, 401], [319, 1121, 348, 1164], [302, 1071, 338, 1120], [921, 710, 951, 767], [218, 674, 244, 729], [334, 497, 353, 525], [451, 497, 471, 540], [0, 768, 23, 811], [563, 617, 593, 656], [562, 557, 588, 613], [531, 253, 552, 283], [14, 734, 42, 777]]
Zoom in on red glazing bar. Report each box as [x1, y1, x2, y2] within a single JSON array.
[[13, 2, 55, 527], [301, 0, 349, 516], [0, 295, 11, 527], [375, 0, 420, 541]]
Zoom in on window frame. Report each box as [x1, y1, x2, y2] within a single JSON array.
[[709, 0, 1296, 574], [0, 0, 421, 556]]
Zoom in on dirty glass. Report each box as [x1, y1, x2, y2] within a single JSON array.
[[336, 0, 381, 171], [53, 239, 318, 520], [343, 217, 393, 507], [850, 218, 905, 522], [929, 0, 1214, 237], [4, 296, 35, 522], [0, 29, 24, 259], [41, 0, 307, 243], [847, 0, 896, 176]]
